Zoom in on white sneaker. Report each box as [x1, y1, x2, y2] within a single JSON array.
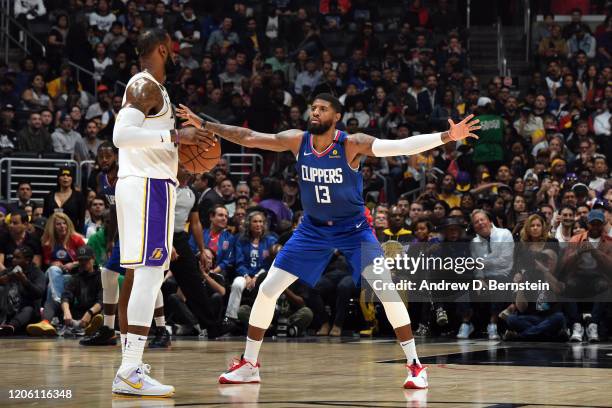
[[487, 323, 500, 340], [456, 322, 474, 339], [112, 364, 175, 397], [403, 360, 428, 389], [586, 323, 599, 342], [570, 323, 584, 342], [219, 356, 261, 384]]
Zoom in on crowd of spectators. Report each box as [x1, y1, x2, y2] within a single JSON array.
[[0, 0, 611, 343]]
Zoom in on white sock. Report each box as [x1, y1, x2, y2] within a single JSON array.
[[154, 316, 165, 328], [400, 338, 420, 366], [120, 333, 126, 354], [120, 333, 146, 372], [104, 314, 115, 328], [244, 337, 262, 364]]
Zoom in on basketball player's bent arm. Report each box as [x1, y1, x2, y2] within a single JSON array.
[[113, 79, 212, 148]]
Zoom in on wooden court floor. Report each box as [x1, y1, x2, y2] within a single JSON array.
[[1, 336, 612, 407]]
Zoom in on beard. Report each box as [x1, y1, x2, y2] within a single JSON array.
[[164, 56, 178, 82], [307, 119, 333, 135]]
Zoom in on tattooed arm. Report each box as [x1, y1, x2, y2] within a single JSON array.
[[176, 104, 303, 154]]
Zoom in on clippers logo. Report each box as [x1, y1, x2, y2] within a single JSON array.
[[149, 248, 164, 260]]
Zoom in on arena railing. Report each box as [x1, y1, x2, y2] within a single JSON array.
[[0, 157, 78, 203], [0, 0, 46, 63], [67, 61, 127, 100], [221, 153, 263, 177]]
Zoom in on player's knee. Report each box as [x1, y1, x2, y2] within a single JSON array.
[[232, 276, 246, 291], [258, 278, 281, 300]]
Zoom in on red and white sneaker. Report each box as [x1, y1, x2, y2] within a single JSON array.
[[219, 356, 261, 384], [403, 360, 428, 389]]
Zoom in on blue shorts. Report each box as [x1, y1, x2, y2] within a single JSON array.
[[105, 240, 126, 275], [274, 214, 383, 287]]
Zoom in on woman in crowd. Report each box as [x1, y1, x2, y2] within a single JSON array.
[[21, 74, 53, 112], [43, 167, 86, 233], [225, 211, 277, 322]]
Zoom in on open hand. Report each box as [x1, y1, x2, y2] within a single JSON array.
[[176, 126, 216, 148], [176, 104, 203, 128], [447, 114, 481, 141]]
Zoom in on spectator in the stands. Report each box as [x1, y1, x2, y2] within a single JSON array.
[[206, 17, 239, 53], [83, 196, 105, 239], [381, 205, 412, 242], [294, 58, 322, 96], [538, 25, 568, 63], [21, 74, 53, 112], [174, 2, 200, 45], [0, 79, 20, 109], [342, 96, 370, 129], [17, 110, 52, 154], [417, 74, 441, 116], [265, 46, 290, 79], [0, 209, 42, 272], [0, 104, 18, 155], [102, 21, 127, 55], [11, 181, 36, 211], [178, 42, 198, 70], [0, 246, 45, 336], [89, 0, 116, 33], [562, 8, 592, 39], [218, 58, 245, 95], [51, 112, 81, 156], [192, 205, 234, 276], [43, 166, 86, 232], [74, 120, 102, 163], [226, 211, 277, 321], [14, 0, 46, 22], [568, 26, 597, 59], [26, 212, 85, 336]]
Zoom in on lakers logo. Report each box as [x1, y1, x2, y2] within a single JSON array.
[[149, 248, 164, 260]]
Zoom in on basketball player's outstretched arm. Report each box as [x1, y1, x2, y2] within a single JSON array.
[[113, 79, 213, 148], [345, 115, 481, 166], [176, 104, 302, 154]]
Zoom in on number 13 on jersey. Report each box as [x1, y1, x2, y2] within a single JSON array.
[[315, 185, 331, 203]]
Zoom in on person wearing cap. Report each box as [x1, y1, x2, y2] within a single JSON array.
[[30, 216, 47, 239], [0, 209, 42, 273], [178, 42, 198, 70], [592, 199, 612, 237], [17, 111, 53, 154], [85, 84, 112, 120], [472, 97, 504, 169], [28, 245, 103, 337], [42, 166, 86, 232], [562, 209, 612, 342], [51, 112, 82, 155], [282, 177, 302, 213]]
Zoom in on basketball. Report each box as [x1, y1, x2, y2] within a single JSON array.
[[178, 140, 221, 174]]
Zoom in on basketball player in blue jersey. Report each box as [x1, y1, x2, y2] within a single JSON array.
[[111, 28, 214, 397], [178, 93, 480, 389]]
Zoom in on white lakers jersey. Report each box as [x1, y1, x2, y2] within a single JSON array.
[[118, 70, 178, 181]]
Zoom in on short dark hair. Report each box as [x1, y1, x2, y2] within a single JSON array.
[[17, 181, 32, 189], [560, 204, 576, 213], [10, 209, 28, 223], [136, 28, 169, 57], [16, 245, 34, 261], [209, 204, 228, 218], [314, 93, 343, 114]]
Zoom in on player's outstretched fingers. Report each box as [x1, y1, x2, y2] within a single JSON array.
[[460, 113, 474, 124]]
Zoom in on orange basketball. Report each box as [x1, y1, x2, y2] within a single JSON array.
[[178, 140, 221, 174]]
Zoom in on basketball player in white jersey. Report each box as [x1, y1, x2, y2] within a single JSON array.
[[111, 28, 214, 397]]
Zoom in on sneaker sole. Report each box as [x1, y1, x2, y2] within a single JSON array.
[[218, 377, 261, 384], [85, 315, 104, 336], [112, 390, 175, 398], [27, 326, 57, 336], [403, 380, 428, 389], [80, 338, 118, 346]]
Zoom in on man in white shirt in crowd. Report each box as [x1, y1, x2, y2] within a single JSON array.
[[51, 112, 81, 156], [466, 209, 515, 340]]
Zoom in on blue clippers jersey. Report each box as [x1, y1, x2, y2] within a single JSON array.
[[98, 173, 116, 206], [296, 130, 364, 221]]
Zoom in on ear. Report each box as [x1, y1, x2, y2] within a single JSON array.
[[335, 112, 341, 122]]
